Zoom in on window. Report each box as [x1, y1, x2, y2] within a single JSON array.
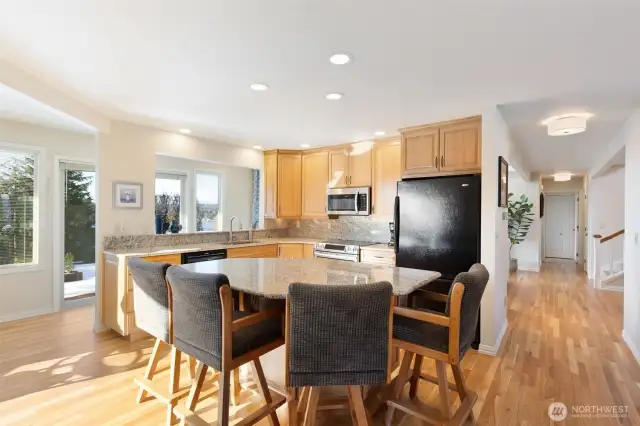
[[155, 173, 186, 233], [0, 148, 36, 267], [196, 172, 220, 232]]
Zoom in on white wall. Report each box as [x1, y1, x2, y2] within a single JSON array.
[[0, 119, 96, 322], [622, 110, 640, 363], [155, 155, 254, 232], [509, 172, 541, 272], [479, 108, 511, 354]]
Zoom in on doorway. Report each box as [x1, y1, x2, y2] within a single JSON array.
[[544, 194, 577, 260], [60, 161, 96, 305]]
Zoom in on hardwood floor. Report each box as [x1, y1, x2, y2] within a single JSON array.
[[0, 261, 638, 425]]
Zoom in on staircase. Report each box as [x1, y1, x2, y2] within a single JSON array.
[[593, 229, 624, 292]]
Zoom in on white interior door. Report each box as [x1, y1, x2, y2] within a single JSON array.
[[545, 195, 576, 259]]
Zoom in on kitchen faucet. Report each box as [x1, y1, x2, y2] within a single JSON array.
[[229, 216, 243, 242]]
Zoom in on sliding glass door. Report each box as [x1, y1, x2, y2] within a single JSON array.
[[60, 162, 96, 303]]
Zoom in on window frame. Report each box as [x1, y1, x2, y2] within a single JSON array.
[[154, 171, 188, 233], [0, 142, 42, 274], [195, 170, 222, 233]]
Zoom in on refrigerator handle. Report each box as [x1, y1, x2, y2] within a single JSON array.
[[393, 195, 400, 254]]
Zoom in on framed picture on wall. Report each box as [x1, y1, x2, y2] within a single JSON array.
[[113, 181, 143, 209], [498, 156, 509, 207]]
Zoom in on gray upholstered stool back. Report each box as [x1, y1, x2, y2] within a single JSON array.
[[166, 265, 230, 371], [447, 263, 489, 355], [128, 257, 171, 343], [287, 282, 393, 387]]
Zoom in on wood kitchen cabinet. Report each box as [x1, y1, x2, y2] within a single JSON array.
[[372, 138, 401, 218], [227, 244, 278, 258], [302, 150, 329, 218], [303, 244, 315, 259], [264, 150, 302, 219], [328, 142, 372, 188], [400, 116, 481, 178], [278, 244, 305, 259]]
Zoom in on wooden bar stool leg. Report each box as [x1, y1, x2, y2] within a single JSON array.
[[188, 356, 197, 381], [451, 364, 476, 425], [384, 351, 414, 426], [217, 369, 231, 426], [408, 355, 423, 399], [186, 362, 209, 411], [137, 338, 163, 403], [252, 359, 281, 426], [297, 387, 310, 414], [303, 387, 320, 426], [230, 368, 241, 405], [347, 386, 372, 426], [167, 347, 182, 426], [288, 387, 299, 426], [435, 360, 451, 420]]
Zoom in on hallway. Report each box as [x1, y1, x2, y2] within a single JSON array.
[[0, 262, 637, 425]]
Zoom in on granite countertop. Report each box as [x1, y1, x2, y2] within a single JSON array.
[[103, 237, 324, 257], [178, 258, 441, 298], [361, 243, 395, 253]]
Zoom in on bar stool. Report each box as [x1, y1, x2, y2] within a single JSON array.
[[128, 257, 196, 425], [285, 282, 394, 426], [166, 266, 286, 426], [385, 264, 489, 426]]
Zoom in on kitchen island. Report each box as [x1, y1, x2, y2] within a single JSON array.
[[179, 257, 441, 396]]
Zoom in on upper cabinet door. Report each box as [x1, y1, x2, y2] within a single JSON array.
[[328, 149, 349, 188], [277, 153, 302, 218], [348, 141, 373, 187], [302, 150, 329, 218], [372, 139, 401, 217], [264, 152, 277, 218], [401, 126, 440, 178], [439, 119, 481, 173]]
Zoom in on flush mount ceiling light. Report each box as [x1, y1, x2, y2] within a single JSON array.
[[326, 93, 343, 100], [179, 128, 191, 134], [543, 113, 591, 136], [250, 83, 269, 91], [300, 144, 311, 148], [374, 131, 386, 136], [253, 145, 263, 150], [553, 172, 572, 182], [329, 53, 352, 65]]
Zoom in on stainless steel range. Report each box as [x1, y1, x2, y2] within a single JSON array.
[[314, 240, 376, 262]]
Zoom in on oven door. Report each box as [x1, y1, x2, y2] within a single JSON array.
[[327, 187, 370, 215]]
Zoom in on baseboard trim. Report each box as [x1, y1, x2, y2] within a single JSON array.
[[0, 308, 53, 324], [622, 329, 640, 365], [478, 321, 508, 356]]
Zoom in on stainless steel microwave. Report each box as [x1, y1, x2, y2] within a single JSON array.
[[326, 187, 371, 215]]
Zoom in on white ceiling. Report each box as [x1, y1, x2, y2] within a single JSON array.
[[499, 95, 638, 174], [0, 0, 639, 157], [0, 83, 95, 134]]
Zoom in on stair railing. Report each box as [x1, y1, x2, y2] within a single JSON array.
[[593, 229, 625, 289]]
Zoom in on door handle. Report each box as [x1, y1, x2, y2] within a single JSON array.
[[435, 156, 439, 168], [441, 156, 444, 167]]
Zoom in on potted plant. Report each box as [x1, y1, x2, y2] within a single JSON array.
[[508, 193, 534, 272], [64, 253, 83, 282]]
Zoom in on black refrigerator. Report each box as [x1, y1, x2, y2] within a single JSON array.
[[394, 174, 482, 346]]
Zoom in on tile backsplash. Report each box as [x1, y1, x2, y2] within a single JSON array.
[[287, 216, 391, 243]]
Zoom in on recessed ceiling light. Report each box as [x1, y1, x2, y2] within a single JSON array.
[[300, 144, 311, 148], [374, 131, 386, 136], [253, 145, 263, 150], [250, 83, 269, 91], [553, 172, 572, 182], [329, 53, 352, 65], [179, 128, 191, 134], [542, 113, 592, 136], [326, 93, 343, 100]]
